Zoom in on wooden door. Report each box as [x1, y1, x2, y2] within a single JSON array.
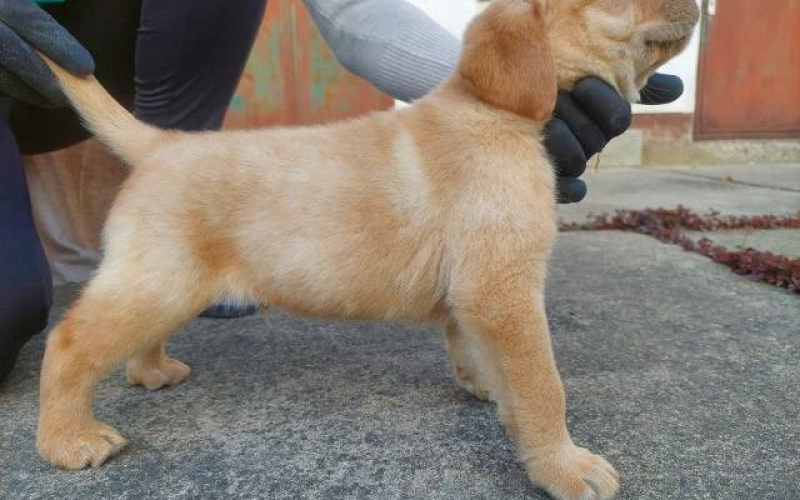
[[224, 0, 394, 129], [695, 0, 800, 139]]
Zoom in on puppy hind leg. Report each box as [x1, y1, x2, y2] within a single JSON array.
[[126, 343, 191, 391], [37, 267, 209, 470]]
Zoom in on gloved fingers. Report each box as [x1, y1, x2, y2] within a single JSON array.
[[571, 77, 632, 139], [0, 1, 94, 75], [544, 118, 588, 178], [556, 177, 587, 204], [639, 73, 684, 105], [0, 24, 63, 106], [0, 65, 54, 107], [553, 91, 608, 158]]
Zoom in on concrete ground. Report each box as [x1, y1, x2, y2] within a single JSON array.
[[1, 165, 798, 500]]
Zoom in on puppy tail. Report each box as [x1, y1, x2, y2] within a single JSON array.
[[39, 53, 163, 166]]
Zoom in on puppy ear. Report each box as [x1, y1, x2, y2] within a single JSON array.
[[458, 0, 557, 121]]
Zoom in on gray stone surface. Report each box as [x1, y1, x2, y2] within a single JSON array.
[[592, 130, 643, 168], [1, 232, 798, 500], [671, 164, 800, 192], [557, 166, 800, 225]]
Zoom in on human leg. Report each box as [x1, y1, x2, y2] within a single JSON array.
[[0, 98, 53, 383]]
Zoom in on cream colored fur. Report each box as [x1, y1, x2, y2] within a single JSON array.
[[36, 1, 698, 499]]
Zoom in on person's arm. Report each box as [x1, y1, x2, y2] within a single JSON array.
[[301, 0, 459, 103], [0, 0, 94, 107], [300, 0, 683, 203]]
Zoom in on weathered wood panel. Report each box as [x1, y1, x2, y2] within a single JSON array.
[[225, 0, 394, 129]]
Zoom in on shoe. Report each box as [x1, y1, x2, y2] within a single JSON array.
[[0, 322, 43, 385], [200, 302, 259, 319], [0, 334, 26, 384]]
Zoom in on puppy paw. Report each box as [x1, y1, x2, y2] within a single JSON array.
[[526, 444, 619, 500], [126, 356, 191, 391], [453, 365, 490, 401], [37, 420, 127, 470]]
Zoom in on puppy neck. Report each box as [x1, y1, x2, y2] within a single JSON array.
[[427, 77, 550, 135]]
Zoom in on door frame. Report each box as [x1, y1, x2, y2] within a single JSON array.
[[694, 0, 800, 140]]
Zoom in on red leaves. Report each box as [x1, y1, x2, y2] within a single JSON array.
[[692, 240, 800, 292], [560, 206, 800, 294]]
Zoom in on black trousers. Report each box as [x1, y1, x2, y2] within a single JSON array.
[[0, 98, 52, 382], [0, 0, 267, 382]]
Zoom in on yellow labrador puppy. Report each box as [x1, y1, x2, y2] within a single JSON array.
[[37, 0, 698, 498]]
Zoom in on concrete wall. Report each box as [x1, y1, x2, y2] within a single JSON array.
[[406, 0, 702, 115]]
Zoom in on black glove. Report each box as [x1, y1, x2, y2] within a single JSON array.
[[0, 0, 94, 108], [546, 73, 684, 203]]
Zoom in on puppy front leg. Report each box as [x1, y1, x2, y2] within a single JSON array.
[[443, 319, 490, 400], [454, 277, 619, 500]]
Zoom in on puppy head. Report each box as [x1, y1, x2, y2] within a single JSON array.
[[551, 0, 700, 101], [458, 0, 700, 118]]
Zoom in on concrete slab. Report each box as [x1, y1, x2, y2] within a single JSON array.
[[669, 164, 800, 192], [557, 168, 800, 225], [591, 130, 643, 168], [683, 229, 800, 258], [1, 233, 798, 500]]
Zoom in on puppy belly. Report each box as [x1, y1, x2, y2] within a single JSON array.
[[259, 279, 447, 323], [246, 232, 447, 322]]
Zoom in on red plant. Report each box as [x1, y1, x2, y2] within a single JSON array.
[[560, 206, 800, 294]]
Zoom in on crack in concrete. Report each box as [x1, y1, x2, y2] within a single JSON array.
[[670, 170, 800, 195]]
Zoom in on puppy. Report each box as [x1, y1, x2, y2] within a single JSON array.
[[36, 1, 698, 498]]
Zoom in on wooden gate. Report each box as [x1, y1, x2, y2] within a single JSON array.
[[224, 0, 394, 129], [695, 0, 800, 139]]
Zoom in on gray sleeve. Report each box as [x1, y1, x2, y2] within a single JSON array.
[[300, 0, 462, 102]]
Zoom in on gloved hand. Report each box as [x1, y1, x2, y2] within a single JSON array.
[[547, 73, 684, 203], [0, 0, 94, 108]]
